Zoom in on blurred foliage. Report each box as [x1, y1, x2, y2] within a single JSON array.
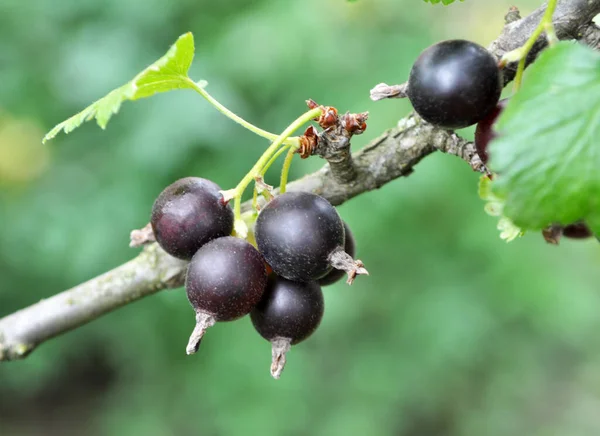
[[1, 0, 600, 435], [423, 0, 465, 6]]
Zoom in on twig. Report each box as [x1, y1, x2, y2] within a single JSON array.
[[0, 245, 187, 361], [490, 0, 600, 85], [0, 112, 464, 361], [1, 0, 599, 362], [305, 100, 368, 184]]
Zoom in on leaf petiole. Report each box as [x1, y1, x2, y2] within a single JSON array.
[[279, 147, 296, 194], [186, 78, 300, 146], [504, 0, 558, 91]]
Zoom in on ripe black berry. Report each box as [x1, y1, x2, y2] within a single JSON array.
[[474, 99, 508, 164], [251, 276, 324, 379], [255, 192, 367, 283], [185, 236, 267, 354], [255, 192, 341, 281], [151, 177, 234, 260], [407, 40, 502, 129], [563, 222, 592, 239], [318, 221, 356, 286]]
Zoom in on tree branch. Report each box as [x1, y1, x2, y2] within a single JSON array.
[[1, 0, 598, 361], [489, 0, 600, 84], [0, 245, 187, 361], [0, 114, 465, 361], [580, 21, 600, 48]]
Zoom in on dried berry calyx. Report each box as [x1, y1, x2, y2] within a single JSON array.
[[185, 236, 268, 353], [255, 192, 368, 283], [251, 276, 324, 379]]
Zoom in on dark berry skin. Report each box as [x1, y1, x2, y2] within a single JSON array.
[[151, 177, 234, 260], [318, 221, 355, 286], [251, 276, 324, 345], [255, 192, 344, 282], [186, 236, 267, 321], [563, 222, 592, 239], [475, 99, 508, 164], [408, 40, 502, 129]]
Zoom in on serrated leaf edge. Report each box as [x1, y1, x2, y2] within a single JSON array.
[[479, 175, 525, 242], [43, 32, 199, 143]]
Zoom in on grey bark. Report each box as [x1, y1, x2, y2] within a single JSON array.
[[0, 115, 468, 361], [489, 0, 600, 84], [0, 245, 187, 361]]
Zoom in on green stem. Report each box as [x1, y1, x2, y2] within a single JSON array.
[[513, 0, 558, 91], [252, 186, 258, 210], [187, 79, 299, 147], [279, 147, 296, 194], [234, 195, 242, 224], [261, 145, 293, 176], [231, 107, 322, 221]]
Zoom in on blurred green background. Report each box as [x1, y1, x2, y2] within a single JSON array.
[[1, 0, 600, 435]]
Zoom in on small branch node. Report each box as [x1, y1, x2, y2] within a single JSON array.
[[306, 99, 338, 129], [505, 6, 521, 24], [298, 126, 319, 159], [254, 175, 274, 199], [342, 112, 369, 135]]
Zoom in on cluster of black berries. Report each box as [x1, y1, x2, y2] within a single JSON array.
[[407, 39, 597, 242], [150, 177, 364, 378]]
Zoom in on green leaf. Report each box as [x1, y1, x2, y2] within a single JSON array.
[[43, 32, 200, 143], [479, 175, 524, 242], [422, 0, 464, 5], [490, 42, 600, 234]]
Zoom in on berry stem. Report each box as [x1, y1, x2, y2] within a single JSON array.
[[231, 107, 322, 221], [511, 0, 558, 91], [260, 144, 293, 177], [279, 147, 296, 194], [252, 186, 259, 210], [233, 196, 243, 225], [270, 337, 292, 379], [186, 78, 300, 147]]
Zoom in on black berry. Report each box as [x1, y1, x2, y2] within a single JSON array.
[[407, 40, 502, 129], [318, 221, 356, 286], [563, 222, 592, 239], [251, 275, 324, 379], [185, 236, 267, 354], [255, 192, 344, 282], [151, 177, 234, 260], [474, 99, 508, 164]]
